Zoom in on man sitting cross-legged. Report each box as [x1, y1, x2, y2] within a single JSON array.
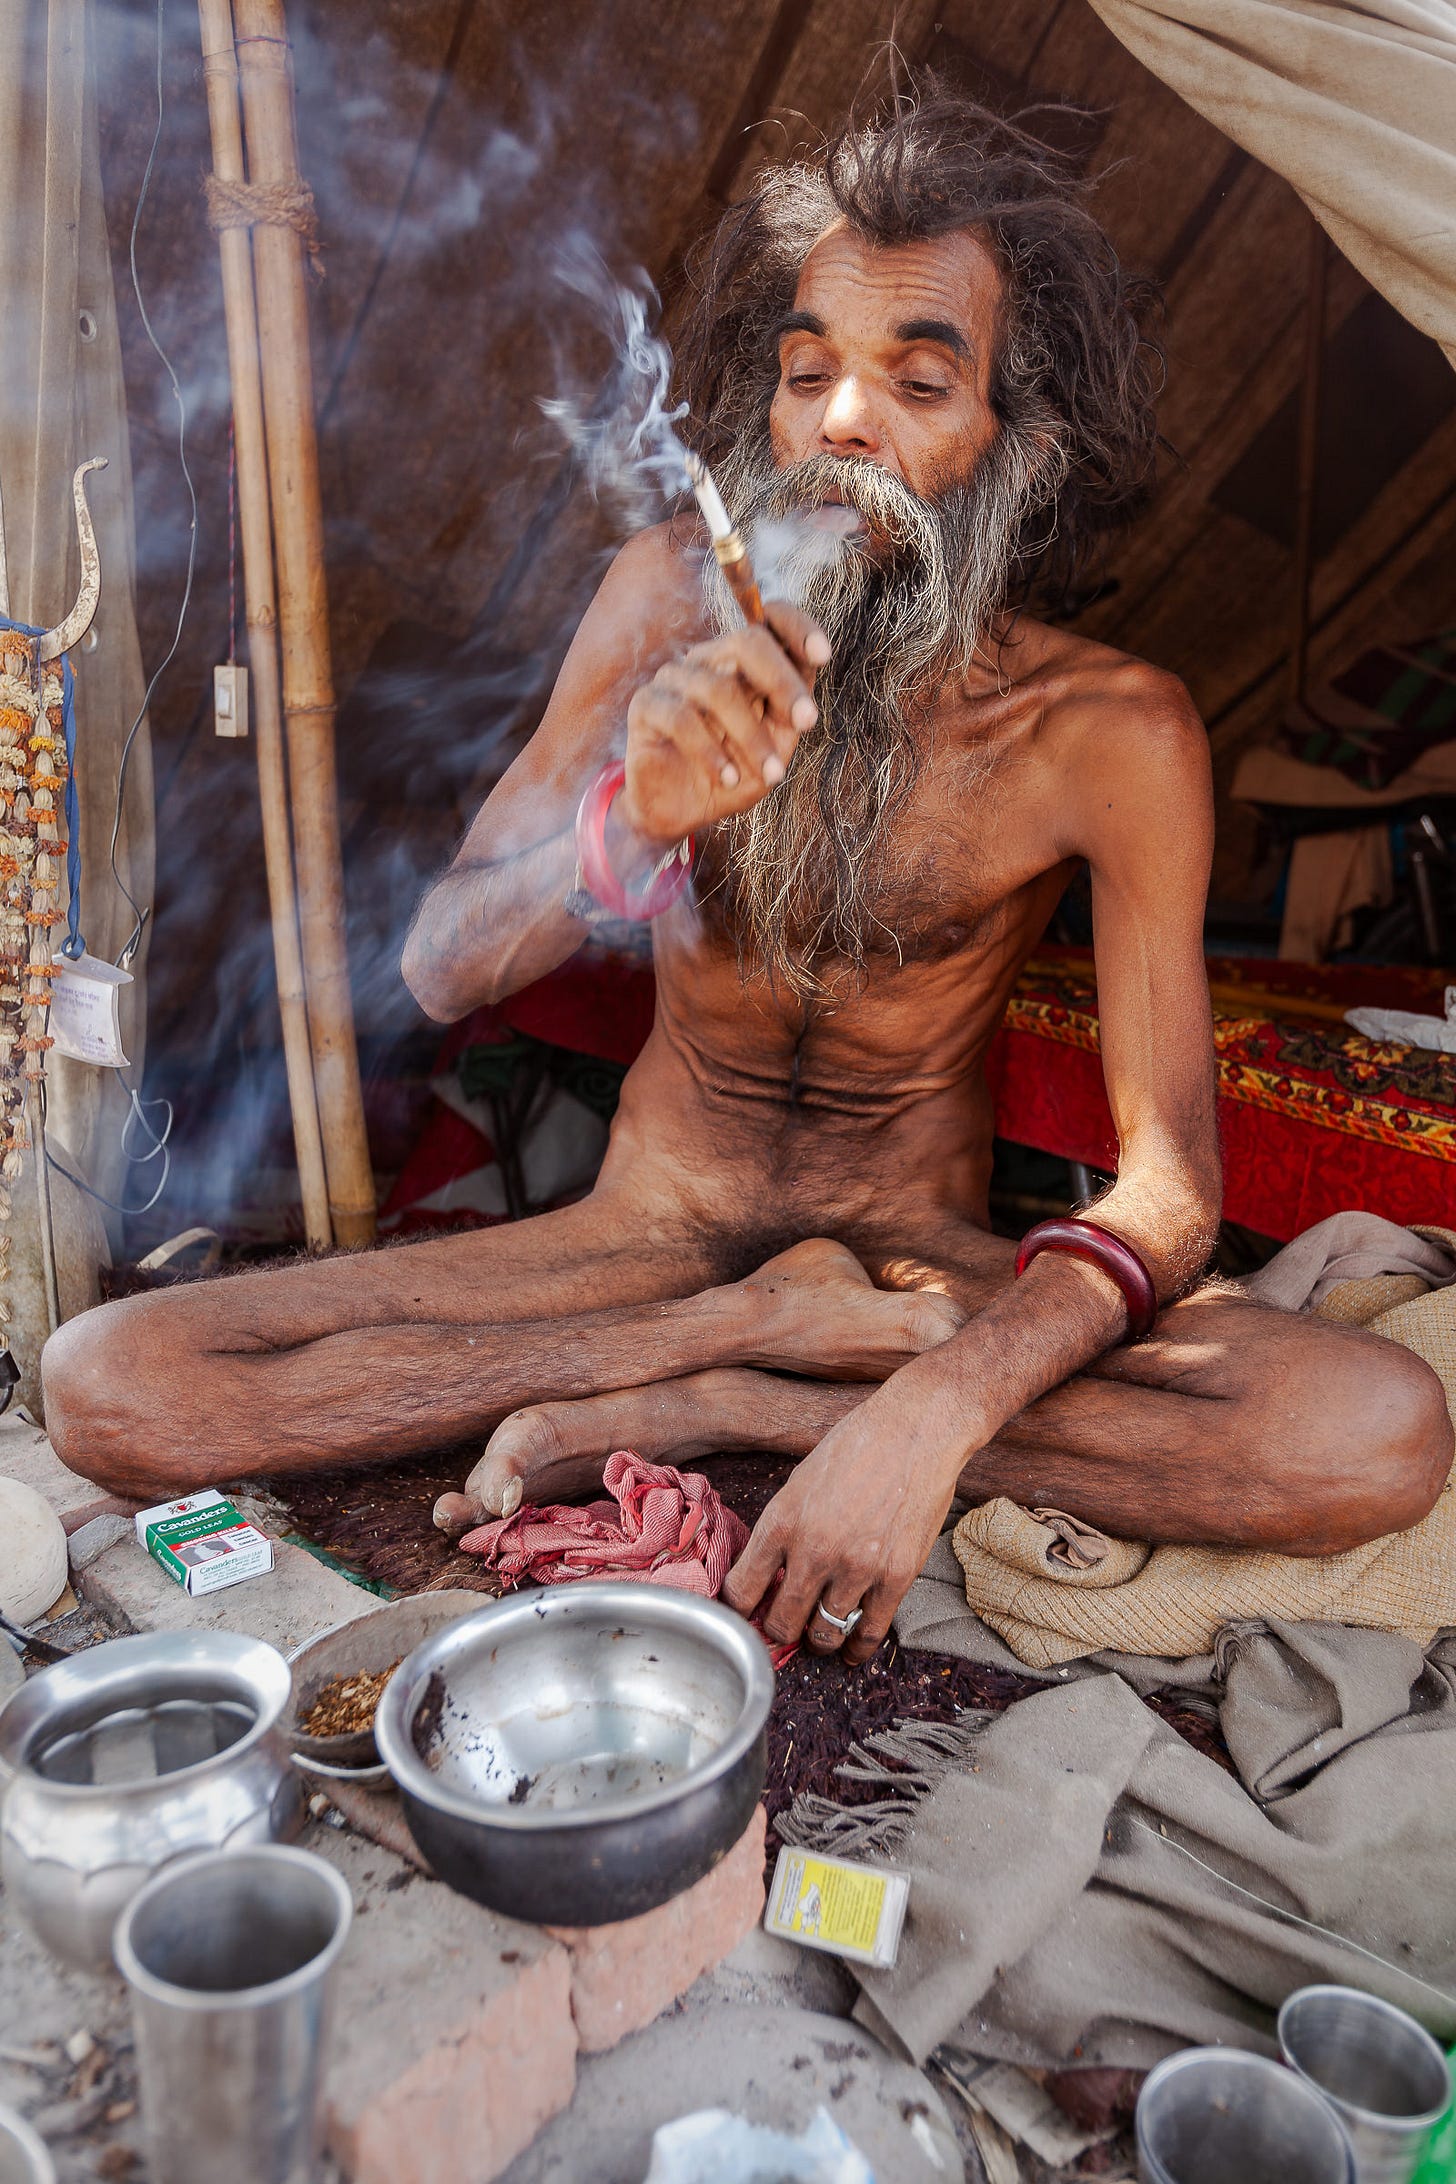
[[41, 88, 1451, 1664]]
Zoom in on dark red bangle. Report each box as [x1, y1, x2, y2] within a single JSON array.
[[1014, 1218, 1158, 1341], [574, 761, 694, 921]]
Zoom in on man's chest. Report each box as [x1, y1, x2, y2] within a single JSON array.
[[850, 743, 1066, 965]]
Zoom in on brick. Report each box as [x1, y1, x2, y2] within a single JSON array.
[[77, 1532, 375, 1653], [66, 1513, 134, 1571], [0, 1414, 127, 1534], [547, 1806, 767, 2054], [316, 1829, 577, 2184]]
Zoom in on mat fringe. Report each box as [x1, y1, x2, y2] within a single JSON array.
[[777, 1713, 994, 1860]]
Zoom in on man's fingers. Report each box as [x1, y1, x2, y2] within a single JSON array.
[[721, 1514, 786, 1618], [762, 599, 832, 672], [655, 662, 786, 788], [630, 684, 742, 808], [699, 624, 818, 737], [841, 1580, 900, 1666], [804, 1596, 856, 1656], [759, 1543, 848, 1647]]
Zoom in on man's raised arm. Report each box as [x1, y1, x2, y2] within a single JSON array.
[[401, 528, 827, 1021], [401, 535, 688, 1021]]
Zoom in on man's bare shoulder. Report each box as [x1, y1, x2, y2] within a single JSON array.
[[984, 618, 1210, 861], [594, 521, 705, 640], [1012, 618, 1202, 750]]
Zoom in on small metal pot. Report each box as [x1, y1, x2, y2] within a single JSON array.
[[375, 1581, 773, 1926], [286, 1590, 487, 1785], [0, 1629, 300, 1971], [0, 2106, 55, 2184]]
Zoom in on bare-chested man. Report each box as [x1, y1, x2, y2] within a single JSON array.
[[42, 91, 1450, 1663]]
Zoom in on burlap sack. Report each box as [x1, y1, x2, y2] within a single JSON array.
[[953, 1228, 1456, 1667]]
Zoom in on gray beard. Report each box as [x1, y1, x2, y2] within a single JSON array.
[[699, 423, 1039, 1001]]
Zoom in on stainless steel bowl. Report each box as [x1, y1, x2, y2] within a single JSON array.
[[0, 2107, 55, 2184], [375, 1582, 773, 1926], [0, 1630, 301, 1970], [286, 1590, 486, 1784]]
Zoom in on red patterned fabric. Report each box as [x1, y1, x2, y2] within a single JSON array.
[[459, 1451, 748, 1596], [990, 951, 1456, 1239]]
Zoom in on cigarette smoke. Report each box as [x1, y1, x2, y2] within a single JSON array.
[[87, 5, 719, 1245], [538, 243, 691, 530]]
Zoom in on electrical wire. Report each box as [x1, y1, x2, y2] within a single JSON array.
[[1126, 1815, 1456, 2015], [44, 1083, 173, 1219]]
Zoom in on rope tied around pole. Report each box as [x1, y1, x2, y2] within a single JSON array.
[[203, 170, 324, 278]]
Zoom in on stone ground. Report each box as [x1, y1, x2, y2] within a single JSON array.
[[0, 1414, 988, 2182]]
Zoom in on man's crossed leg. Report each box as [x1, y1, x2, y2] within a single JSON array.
[[41, 1198, 1449, 1659]]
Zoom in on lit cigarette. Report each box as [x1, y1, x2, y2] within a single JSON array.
[[683, 448, 765, 626]]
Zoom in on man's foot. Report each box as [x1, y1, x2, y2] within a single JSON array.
[[432, 1364, 868, 1537], [737, 1237, 964, 1379], [432, 1239, 962, 1539]]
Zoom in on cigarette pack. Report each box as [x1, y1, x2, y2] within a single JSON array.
[[134, 1490, 273, 1597], [764, 1846, 910, 1969]]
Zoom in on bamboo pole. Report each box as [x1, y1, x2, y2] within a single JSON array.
[[232, 0, 376, 1246], [197, 0, 332, 1252]]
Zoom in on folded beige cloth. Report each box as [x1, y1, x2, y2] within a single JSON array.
[[954, 1220, 1456, 1667]]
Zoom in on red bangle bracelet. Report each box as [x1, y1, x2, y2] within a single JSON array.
[[1014, 1218, 1158, 1341], [574, 762, 694, 921]]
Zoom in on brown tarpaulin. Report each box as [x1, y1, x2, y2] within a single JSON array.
[[1088, 0, 1456, 368]]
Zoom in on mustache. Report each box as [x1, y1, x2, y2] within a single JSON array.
[[738, 452, 950, 566]]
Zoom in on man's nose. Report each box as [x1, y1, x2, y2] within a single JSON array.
[[819, 375, 880, 454]]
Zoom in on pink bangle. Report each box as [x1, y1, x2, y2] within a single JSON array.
[[1014, 1218, 1158, 1341], [574, 762, 694, 921]]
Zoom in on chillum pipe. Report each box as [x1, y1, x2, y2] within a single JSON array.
[[712, 535, 766, 628], [232, 0, 376, 1245], [197, 0, 332, 1251], [683, 449, 766, 626]]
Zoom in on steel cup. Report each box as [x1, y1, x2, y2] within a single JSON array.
[[0, 2107, 55, 2184], [1137, 2047, 1356, 2184], [1279, 1986, 1453, 2184], [113, 1844, 352, 2184]]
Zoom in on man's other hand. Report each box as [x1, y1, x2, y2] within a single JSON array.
[[621, 603, 830, 847], [721, 1386, 965, 1666]]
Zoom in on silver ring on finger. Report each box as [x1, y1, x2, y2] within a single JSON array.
[[814, 1598, 863, 1637]]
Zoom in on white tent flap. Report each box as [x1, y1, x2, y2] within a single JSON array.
[[1088, 0, 1456, 366]]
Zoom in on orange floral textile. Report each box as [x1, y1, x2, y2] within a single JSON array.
[[986, 950, 1456, 1240]]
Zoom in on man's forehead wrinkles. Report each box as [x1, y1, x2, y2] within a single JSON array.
[[792, 238, 994, 350]]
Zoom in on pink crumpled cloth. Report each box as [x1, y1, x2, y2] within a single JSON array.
[[458, 1451, 749, 1598]]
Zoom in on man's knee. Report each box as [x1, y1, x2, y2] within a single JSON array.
[[41, 1298, 199, 1499], [1361, 1342, 1454, 1531], [1262, 1329, 1453, 1554]]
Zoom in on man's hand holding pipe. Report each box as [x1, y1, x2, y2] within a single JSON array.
[[618, 602, 830, 850]]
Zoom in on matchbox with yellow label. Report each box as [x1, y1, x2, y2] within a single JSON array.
[[133, 1490, 273, 1597], [764, 1846, 909, 1969]]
